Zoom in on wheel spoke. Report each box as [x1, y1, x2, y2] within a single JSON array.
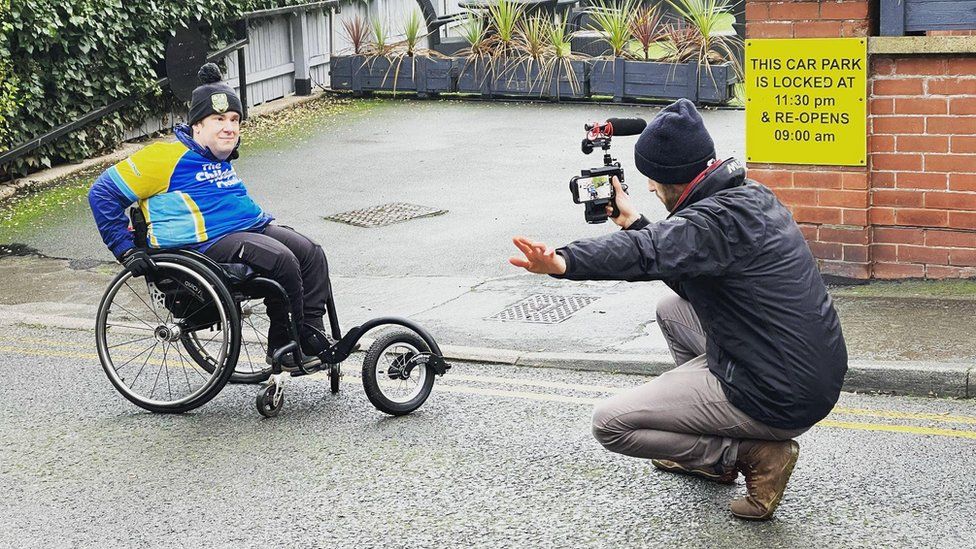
[[127, 341, 159, 391], [108, 335, 155, 350], [112, 300, 160, 332], [175, 342, 194, 393], [114, 340, 158, 372], [150, 343, 168, 399], [124, 280, 165, 324], [162, 342, 172, 400], [241, 335, 255, 374], [105, 323, 156, 332]]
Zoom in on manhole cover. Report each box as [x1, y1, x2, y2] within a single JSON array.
[[487, 294, 600, 324], [324, 203, 447, 228]]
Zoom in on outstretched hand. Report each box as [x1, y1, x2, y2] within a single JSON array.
[[508, 236, 567, 275]]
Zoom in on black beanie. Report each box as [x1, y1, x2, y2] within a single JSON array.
[[634, 99, 716, 185], [188, 63, 243, 125]]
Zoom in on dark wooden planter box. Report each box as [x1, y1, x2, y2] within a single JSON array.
[[330, 55, 454, 96], [880, 0, 976, 36], [589, 58, 738, 104], [455, 58, 589, 100]]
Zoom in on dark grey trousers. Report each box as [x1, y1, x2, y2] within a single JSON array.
[[591, 293, 807, 472], [204, 224, 330, 349]]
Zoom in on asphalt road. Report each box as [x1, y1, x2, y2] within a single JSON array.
[[2, 323, 974, 548]]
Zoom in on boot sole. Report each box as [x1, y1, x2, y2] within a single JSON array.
[[731, 441, 800, 521], [652, 460, 737, 485]]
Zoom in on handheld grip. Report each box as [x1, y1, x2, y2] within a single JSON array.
[[609, 182, 629, 218]]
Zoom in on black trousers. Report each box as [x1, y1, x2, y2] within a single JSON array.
[[204, 224, 331, 350]]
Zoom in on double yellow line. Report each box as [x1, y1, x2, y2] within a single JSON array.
[[4, 336, 976, 440], [431, 381, 976, 440]]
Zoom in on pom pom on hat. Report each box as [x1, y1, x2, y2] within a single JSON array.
[[197, 62, 223, 85]]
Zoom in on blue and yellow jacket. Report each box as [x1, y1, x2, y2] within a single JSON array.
[[89, 124, 272, 258]]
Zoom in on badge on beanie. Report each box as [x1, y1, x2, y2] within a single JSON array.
[[211, 93, 229, 113]]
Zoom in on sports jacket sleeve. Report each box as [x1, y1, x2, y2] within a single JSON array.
[[88, 145, 174, 258], [88, 170, 138, 259], [553, 207, 764, 282]]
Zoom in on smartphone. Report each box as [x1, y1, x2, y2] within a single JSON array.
[[570, 175, 612, 204]]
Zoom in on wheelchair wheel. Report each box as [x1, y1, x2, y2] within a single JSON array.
[[182, 298, 273, 385], [362, 330, 435, 416], [95, 254, 241, 414]]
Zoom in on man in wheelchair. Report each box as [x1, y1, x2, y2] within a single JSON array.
[[88, 63, 329, 369]]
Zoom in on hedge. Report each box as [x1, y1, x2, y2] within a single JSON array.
[[0, 0, 306, 176]]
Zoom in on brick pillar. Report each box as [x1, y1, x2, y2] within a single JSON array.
[[746, 1, 873, 279], [869, 56, 976, 279]]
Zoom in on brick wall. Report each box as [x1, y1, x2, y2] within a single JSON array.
[[869, 55, 976, 279], [746, 1, 976, 280], [746, 1, 873, 279], [746, 0, 869, 39]]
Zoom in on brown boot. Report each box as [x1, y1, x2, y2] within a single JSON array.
[[730, 439, 800, 521], [651, 459, 738, 485]]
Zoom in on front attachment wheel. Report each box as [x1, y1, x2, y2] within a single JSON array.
[[362, 330, 436, 416]]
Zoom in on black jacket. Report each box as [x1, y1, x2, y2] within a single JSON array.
[[555, 158, 847, 429]]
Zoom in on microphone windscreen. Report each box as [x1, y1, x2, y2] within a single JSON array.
[[607, 118, 647, 136]]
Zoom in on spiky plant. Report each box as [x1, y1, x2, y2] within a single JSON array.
[[486, 0, 525, 53], [549, 20, 583, 97], [340, 14, 371, 55], [459, 13, 490, 56], [667, 0, 742, 70], [511, 15, 553, 96], [519, 15, 551, 61], [361, 18, 411, 95], [550, 20, 573, 59], [629, 3, 665, 61], [587, 0, 637, 58], [369, 18, 392, 55], [456, 12, 492, 88], [658, 23, 701, 63], [480, 0, 528, 85], [402, 9, 423, 57]]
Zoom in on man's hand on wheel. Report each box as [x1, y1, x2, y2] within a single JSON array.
[[120, 249, 155, 277], [606, 176, 640, 229], [509, 237, 567, 275]]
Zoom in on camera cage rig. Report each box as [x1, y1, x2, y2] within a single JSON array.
[[571, 121, 629, 224]]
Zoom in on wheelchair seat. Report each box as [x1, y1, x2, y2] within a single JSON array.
[[218, 263, 257, 285]]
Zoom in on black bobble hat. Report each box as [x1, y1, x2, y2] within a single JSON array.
[[634, 99, 716, 185], [188, 63, 243, 125]]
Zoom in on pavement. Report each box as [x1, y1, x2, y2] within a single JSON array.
[[0, 95, 974, 398]]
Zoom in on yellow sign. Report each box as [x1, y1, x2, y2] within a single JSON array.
[[746, 38, 867, 166]]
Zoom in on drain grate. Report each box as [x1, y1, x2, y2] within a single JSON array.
[[487, 294, 600, 324], [324, 202, 447, 228]]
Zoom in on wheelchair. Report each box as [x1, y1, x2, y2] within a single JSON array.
[[95, 210, 451, 417]]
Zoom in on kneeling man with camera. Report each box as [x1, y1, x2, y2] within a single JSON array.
[[510, 99, 848, 520]]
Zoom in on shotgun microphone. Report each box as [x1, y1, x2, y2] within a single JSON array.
[[606, 118, 647, 136]]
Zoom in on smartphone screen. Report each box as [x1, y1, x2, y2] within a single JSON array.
[[574, 175, 612, 202]]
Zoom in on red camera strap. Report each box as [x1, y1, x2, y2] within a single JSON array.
[[671, 159, 724, 213]]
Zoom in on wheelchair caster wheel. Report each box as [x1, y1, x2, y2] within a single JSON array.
[[256, 382, 284, 417], [329, 363, 340, 394]]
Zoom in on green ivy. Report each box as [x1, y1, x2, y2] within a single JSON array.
[[0, 0, 306, 176]]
